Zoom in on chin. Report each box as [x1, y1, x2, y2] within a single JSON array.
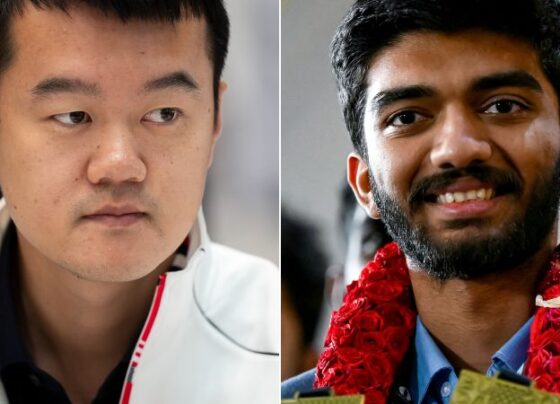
[[61, 250, 169, 283]]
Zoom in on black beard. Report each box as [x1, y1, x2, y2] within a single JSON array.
[[371, 161, 560, 280]]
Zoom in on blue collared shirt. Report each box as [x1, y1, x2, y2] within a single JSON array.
[[409, 315, 533, 404]]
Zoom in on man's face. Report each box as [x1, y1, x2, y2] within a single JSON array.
[[0, 5, 223, 282], [349, 30, 560, 278]]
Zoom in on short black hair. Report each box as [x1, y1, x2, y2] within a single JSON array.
[[331, 0, 560, 157], [0, 0, 229, 111]]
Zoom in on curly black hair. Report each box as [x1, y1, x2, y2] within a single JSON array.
[[331, 0, 560, 157]]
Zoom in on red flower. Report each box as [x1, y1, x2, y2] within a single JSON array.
[[350, 310, 385, 332], [345, 368, 373, 390], [384, 326, 413, 361], [354, 331, 386, 352], [363, 280, 406, 302], [325, 323, 356, 347], [364, 354, 393, 389], [321, 365, 347, 387], [536, 373, 555, 391], [546, 309, 560, 328], [337, 347, 365, 367], [376, 303, 416, 329], [360, 265, 389, 284], [546, 356, 560, 377], [531, 328, 560, 353], [333, 297, 370, 324], [532, 310, 549, 334], [315, 348, 337, 380], [543, 284, 560, 300], [315, 243, 415, 404], [527, 344, 552, 377], [364, 388, 387, 404]]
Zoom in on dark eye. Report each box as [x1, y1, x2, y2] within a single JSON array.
[[53, 111, 91, 125], [387, 111, 427, 127], [483, 100, 525, 114], [143, 108, 182, 123]]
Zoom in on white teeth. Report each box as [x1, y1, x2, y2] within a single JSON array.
[[453, 192, 465, 202], [437, 188, 493, 203]]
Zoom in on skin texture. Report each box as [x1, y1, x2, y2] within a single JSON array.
[[0, 4, 224, 403], [348, 31, 560, 372]]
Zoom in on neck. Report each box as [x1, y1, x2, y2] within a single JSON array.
[[410, 245, 552, 374], [16, 232, 173, 404]]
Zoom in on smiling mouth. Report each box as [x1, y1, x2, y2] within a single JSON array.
[[434, 188, 494, 203], [423, 183, 517, 205]]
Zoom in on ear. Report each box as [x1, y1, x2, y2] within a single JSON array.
[[347, 152, 381, 219], [207, 80, 228, 168]]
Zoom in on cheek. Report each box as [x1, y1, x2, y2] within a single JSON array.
[[0, 127, 99, 273], [368, 139, 426, 199], [152, 135, 214, 230], [496, 120, 560, 181], [0, 121, 82, 224]]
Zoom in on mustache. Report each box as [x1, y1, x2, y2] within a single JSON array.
[[408, 165, 523, 208]]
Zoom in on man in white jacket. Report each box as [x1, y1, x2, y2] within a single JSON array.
[[0, 1, 279, 403]]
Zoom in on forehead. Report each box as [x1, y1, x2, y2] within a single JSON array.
[[366, 30, 550, 99], [5, 4, 211, 91]]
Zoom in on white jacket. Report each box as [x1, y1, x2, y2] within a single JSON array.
[[0, 202, 279, 404]]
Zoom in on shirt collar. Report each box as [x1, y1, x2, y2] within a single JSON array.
[[411, 316, 455, 403], [490, 316, 533, 375], [411, 315, 533, 403]]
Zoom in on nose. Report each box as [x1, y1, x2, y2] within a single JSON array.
[[430, 106, 492, 169], [86, 125, 147, 185]]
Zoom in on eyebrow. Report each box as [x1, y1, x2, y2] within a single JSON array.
[[371, 85, 435, 114], [369, 70, 543, 115], [31, 78, 100, 98], [143, 71, 199, 94], [470, 70, 543, 93], [31, 70, 199, 100]]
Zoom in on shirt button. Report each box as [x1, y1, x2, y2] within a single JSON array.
[[441, 381, 452, 398]]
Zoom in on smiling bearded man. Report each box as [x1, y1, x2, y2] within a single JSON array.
[[281, 0, 560, 403], [0, 1, 279, 403]]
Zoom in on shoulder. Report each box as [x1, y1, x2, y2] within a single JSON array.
[[193, 242, 280, 354], [282, 369, 317, 399]]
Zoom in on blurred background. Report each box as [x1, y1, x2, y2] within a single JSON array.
[[281, 0, 394, 380], [282, 0, 353, 266], [204, 0, 279, 264]]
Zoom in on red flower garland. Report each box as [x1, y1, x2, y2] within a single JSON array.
[[526, 247, 560, 392], [315, 242, 560, 404]]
